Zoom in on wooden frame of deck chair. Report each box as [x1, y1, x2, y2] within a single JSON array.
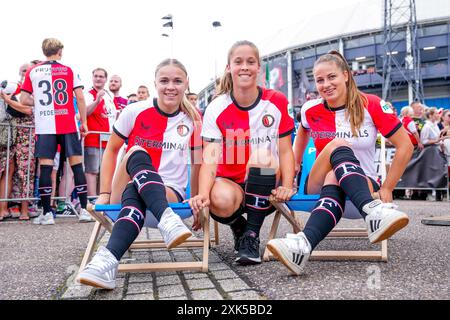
[[78, 202, 220, 276], [263, 136, 388, 262]]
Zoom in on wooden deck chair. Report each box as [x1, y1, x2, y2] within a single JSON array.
[[263, 137, 388, 262], [78, 177, 220, 275]]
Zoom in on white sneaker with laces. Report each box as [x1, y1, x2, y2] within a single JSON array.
[[76, 246, 119, 290], [266, 232, 311, 276], [32, 212, 55, 225], [363, 199, 409, 243], [78, 208, 94, 223], [157, 207, 192, 249]]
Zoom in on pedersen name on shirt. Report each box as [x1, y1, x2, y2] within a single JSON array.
[[39, 109, 69, 117]]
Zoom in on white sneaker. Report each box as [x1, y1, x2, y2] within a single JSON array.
[[32, 212, 55, 225], [76, 246, 119, 290], [363, 199, 409, 244], [78, 208, 94, 223], [157, 207, 192, 249], [266, 232, 311, 276]]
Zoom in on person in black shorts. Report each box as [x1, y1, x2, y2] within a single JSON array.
[[20, 38, 92, 224]]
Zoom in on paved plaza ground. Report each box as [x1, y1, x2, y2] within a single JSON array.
[[0, 200, 448, 301]]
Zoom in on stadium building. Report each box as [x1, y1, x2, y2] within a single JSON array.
[[198, 0, 450, 114]]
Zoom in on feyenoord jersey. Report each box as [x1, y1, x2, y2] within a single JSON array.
[[202, 88, 294, 183], [84, 88, 117, 148], [113, 98, 202, 197], [21, 61, 83, 134], [300, 94, 402, 180]]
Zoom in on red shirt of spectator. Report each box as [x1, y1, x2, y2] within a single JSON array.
[[84, 88, 116, 148]]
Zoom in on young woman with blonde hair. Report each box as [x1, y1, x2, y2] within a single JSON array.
[[267, 50, 414, 275], [77, 58, 202, 289]]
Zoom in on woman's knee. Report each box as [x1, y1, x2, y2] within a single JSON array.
[[326, 139, 350, 152], [123, 146, 147, 161], [209, 186, 241, 217]]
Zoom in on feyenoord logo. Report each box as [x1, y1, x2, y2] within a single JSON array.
[[177, 124, 189, 137], [262, 114, 275, 128]]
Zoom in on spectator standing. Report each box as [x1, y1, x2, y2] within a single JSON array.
[[84, 68, 117, 200], [20, 38, 91, 225], [411, 101, 425, 135], [137, 85, 150, 101], [420, 107, 442, 146], [400, 106, 423, 150], [108, 75, 127, 111]]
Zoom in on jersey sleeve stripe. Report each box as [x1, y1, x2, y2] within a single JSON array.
[[279, 128, 294, 138], [113, 126, 127, 140], [384, 122, 402, 138], [73, 85, 84, 90]]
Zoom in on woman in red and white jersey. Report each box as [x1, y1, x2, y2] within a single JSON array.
[[77, 59, 202, 290], [188, 40, 296, 265], [267, 50, 414, 276]]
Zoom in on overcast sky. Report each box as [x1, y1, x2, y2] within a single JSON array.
[[1, 0, 365, 96]]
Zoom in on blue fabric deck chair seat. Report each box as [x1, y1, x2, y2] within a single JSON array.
[[263, 138, 388, 262], [78, 171, 219, 276]]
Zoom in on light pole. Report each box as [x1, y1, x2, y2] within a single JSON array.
[[212, 21, 222, 82], [162, 14, 174, 58]]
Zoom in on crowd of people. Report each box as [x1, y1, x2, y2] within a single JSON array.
[[0, 38, 200, 222], [398, 102, 450, 199], [0, 37, 448, 290]]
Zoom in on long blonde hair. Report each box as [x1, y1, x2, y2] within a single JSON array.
[[314, 50, 367, 137], [155, 59, 201, 125], [215, 40, 261, 97]]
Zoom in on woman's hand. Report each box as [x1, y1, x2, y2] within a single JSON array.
[[270, 186, 297, 202], [378, 186, 393, 203], [185, 194, 210, 231]]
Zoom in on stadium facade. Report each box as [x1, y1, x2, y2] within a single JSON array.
[[198, 0, 450, 114]]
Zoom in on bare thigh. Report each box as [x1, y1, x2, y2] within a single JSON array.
[[110, 146, 180, 204]]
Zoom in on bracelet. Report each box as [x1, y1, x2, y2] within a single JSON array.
[[100, 192, 111, 195]]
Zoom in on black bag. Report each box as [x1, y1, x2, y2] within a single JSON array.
[[5, 96, 27, 118]]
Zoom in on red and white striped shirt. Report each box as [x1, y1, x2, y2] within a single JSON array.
[[21, 61, 83, 134], [300, 94, 402, 179], [84, 88, 117, 148], [113, 99, 202, 198], [202, 87, 294, 183]]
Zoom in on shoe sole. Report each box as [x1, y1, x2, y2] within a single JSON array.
[[266, 242, 302, 276], [370, 215, 409, 244], [77, 274, 115, 290], [167, 231, 192, 249], [235, 256, 261, 265]]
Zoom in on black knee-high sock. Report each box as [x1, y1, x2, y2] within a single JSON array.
[[126, 150, 168, 221], [303, 185, 346, 250], [244, 167, 277, 236], [71, 163, 88, 209], [330, 146, 373, 218], [39, 164, 53, 214], [106, 183, 146, 260], [210, 206, 246, 235]]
